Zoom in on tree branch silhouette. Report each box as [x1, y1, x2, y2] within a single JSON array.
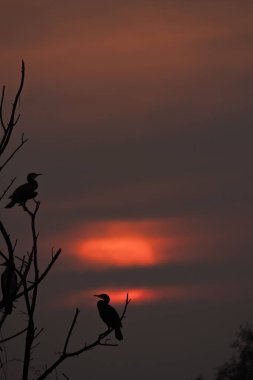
[[36, 294, 131, 380], [0, 62, 130, 380], [0, 60, 25, 161], [0, 177, 16, 202]]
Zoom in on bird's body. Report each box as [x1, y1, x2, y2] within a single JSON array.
[[0, 262, 18, 314], [5, 173, 41, 208], [94, 294, 123, 340]]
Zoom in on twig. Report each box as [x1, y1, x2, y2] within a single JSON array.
[[36, 294, 130, 380], [0, 250, 8, 262], [0, 61, 25, 158], [34, 328, 44, 340], [0, 328, 27, 344], [22, 201, 40, 380], [16, 248, 61, 300], [0, 86, 6, 131], [0, 221, 14, 262], [0, 178, 16, 202], [0, 134, 28, 172], [63, 309, 79, 353]]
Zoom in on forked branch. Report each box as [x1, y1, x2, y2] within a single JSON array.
[[36, 294, 131, 380], [0, 61, 26, 172]]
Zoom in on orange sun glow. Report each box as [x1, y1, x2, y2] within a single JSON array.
[[77, 236, 156, 267], [59, 285, 201, 308]]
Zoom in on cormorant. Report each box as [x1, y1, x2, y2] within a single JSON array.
[[0, 261, 18, 314], [94, 293, 123, 341], [5, 173, 42, 208]]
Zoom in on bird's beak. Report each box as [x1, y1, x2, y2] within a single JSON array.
[[94, 294, 99, 298], [36, 173, 42, 177]]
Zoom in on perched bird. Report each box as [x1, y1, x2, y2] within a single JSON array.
[[0, 261, 18, 314], [5, 173, 41, 208], [94, 293, 123, 340]]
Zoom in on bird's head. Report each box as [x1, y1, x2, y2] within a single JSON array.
[[94, 293, 110, 303], [27, 173, 42, 181]]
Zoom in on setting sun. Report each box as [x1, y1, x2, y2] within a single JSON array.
[[78, 236, 155, 267]]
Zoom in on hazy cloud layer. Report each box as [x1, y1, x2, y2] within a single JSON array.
[[1, 1, 253, 379]]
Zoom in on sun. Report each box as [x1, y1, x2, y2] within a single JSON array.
[[78, 235, 156, 267]]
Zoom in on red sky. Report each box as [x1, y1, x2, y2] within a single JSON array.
[[1, 1, 253, 379]]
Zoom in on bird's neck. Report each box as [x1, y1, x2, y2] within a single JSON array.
[[28, 179, 38, 189], [98, 299, 109, 305]]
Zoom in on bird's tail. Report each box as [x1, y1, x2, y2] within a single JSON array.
[[5, 200, 15, 208], [115, 327, 123, 341]]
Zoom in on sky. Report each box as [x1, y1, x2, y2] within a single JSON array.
[[1, 1, 253, 379]]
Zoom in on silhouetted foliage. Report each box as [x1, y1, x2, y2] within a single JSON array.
[[215, 324, 253, 380], [193, 324, 253, 380]]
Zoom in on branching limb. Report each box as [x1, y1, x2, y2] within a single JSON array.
[[0, 134, 28, 172], [0, 327, 27, 344], [0, 221, 14, 263], [0, 61, 25, 158], [0, 86, 6, 131], [36, 294, 131, 380], [16, 248, 62, 300], [63, 309, 79, 353], [22, 201, 40, 380], [0, 177, 16, 202]]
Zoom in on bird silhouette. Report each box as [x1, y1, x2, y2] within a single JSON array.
[[94, 293, 123, 340], [0, 261, 18, 314], [5, 173, 41, 208]]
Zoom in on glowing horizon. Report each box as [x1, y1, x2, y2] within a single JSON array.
[[58, 219, 189, 270], [57, 284, 209, 309]]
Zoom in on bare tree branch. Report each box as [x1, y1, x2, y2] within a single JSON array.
[[0, 62, 131, 380], [0, 86, 6, 131], [0, 327, 27, 344], [36, 294, 131, 380], [63, 309, 80, 354], [0, 221, 14, 263], [22, 202, 41, 380], [0, 177, 16, 202], [0, 61, 25, 157], [16, 248, 61, 300], [0, 134, 28, 172]]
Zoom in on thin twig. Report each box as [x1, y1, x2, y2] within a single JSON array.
[[0, 135, 28, 172], [36, 294, 130, 380], [0, 177, 16, 201], [0, 61, 25, 157], [0, 328, 27, 344], [0, 86, 6, 131], [0, 221, 14, 262], [63, 309, 80, 354], [16, 248, 61, 299], [22, 201, 40, 380], [34, 328, 44, 340]]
